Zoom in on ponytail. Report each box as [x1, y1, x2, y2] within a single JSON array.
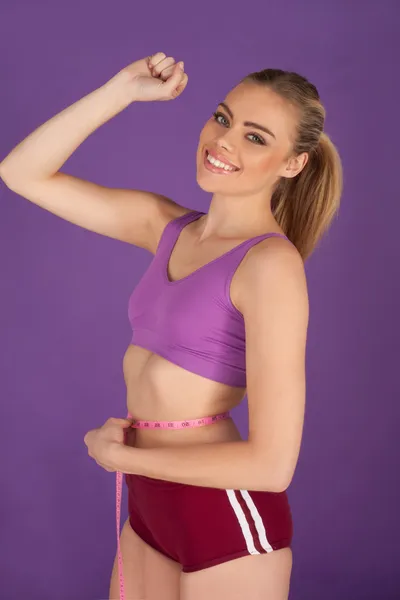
[[271, 132, 343, 261]]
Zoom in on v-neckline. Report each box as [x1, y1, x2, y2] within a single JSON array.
[[164, 211, 282, 285]]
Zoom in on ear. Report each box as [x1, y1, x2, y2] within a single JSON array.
[[281, 152, 309, 179]]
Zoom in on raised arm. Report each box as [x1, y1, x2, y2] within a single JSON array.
[[0, 54, 188, 251]]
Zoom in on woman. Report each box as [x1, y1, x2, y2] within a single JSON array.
[[0, 53, 342, 599]]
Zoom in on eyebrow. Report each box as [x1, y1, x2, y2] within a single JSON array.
[[218, 102, 276, 140]]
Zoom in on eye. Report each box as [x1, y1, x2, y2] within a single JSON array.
[[212, 111, 229, 127], [212, 112, 266, 146], [247, 133, 266, 146]]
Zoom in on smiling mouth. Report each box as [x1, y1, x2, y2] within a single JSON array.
[[204, 150, 240, 174]]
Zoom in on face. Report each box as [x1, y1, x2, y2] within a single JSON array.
[[196, 82, 308, 198]]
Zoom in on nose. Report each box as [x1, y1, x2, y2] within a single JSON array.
[[215, 129, 236, 153]]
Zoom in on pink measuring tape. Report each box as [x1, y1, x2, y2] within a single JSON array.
[[115, 410, 231, 599]]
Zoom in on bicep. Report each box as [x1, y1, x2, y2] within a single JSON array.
[[5, 171, 180, 251]]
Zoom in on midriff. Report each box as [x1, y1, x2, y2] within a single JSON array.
[[122, 343, 246, 449]]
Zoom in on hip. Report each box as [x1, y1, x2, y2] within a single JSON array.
[[125, 469, 293, 572]]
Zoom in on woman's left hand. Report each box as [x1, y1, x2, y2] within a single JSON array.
[[84, 417, 132, 472]]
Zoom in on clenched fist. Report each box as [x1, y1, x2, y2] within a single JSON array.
[[113, 52, 188, 103]]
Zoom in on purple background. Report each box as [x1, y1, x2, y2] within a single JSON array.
[[1, 1, 399, 598]]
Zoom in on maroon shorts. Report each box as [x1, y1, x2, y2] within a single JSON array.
[[125, 473, 293, 573]]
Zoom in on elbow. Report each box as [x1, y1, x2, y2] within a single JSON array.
[[0, 162, 7, 183], [270, 464, 294, 492], [0, 159, 27, 190], [258, 477, 289, 494], [272, 466, 292, 493], [254, 455, 292, 493], [273, 478, 291, 493], [0, 162, 16, 189]]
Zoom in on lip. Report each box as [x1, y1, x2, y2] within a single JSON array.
[[203, 149, 240, 174]]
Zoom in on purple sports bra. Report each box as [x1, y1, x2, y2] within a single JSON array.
[[128, 210, 290, 387]]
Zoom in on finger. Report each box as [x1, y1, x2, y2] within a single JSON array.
[[148, 52, 167, 69], [158, 63, 176, 82], [107, 417, 132, 427], [159, 58, 185, 82], [174, 72, 188, 97], [163, 62, 186, 97], [84, 430, 94, 446], [152, 56, 175, 78]]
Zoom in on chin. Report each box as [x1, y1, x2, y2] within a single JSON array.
[[196, 172, 225, 194], [196, 174, 215, 193]]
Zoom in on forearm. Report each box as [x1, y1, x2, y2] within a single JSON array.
[[117, 440, 283, 493], [0, 72, 132, 185]]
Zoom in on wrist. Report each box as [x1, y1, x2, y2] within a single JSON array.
[[102, 70, 139, 108]]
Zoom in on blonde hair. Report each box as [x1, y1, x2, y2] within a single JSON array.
[[242, 69, 343, 261]]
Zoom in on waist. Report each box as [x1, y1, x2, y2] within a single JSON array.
[[127, 410, 231, 429]]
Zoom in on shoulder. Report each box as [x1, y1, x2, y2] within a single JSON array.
[[158, 197, 194, 223], [234, 236, 309, 320], [149, 197, 193, 253]]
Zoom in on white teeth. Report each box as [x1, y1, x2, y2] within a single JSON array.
[[206, 152, 236, 171]]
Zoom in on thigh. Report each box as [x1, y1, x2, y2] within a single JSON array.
[[109, 518, 181, 600], [180, 547, 293, 600]]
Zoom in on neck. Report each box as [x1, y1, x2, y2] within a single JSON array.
[[197, 191, 278, 243]]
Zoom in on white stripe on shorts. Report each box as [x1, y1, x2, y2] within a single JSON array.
[[239, 490, 273, 553], [226, 489, 274, 555], [226, 489, 260, 555]]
